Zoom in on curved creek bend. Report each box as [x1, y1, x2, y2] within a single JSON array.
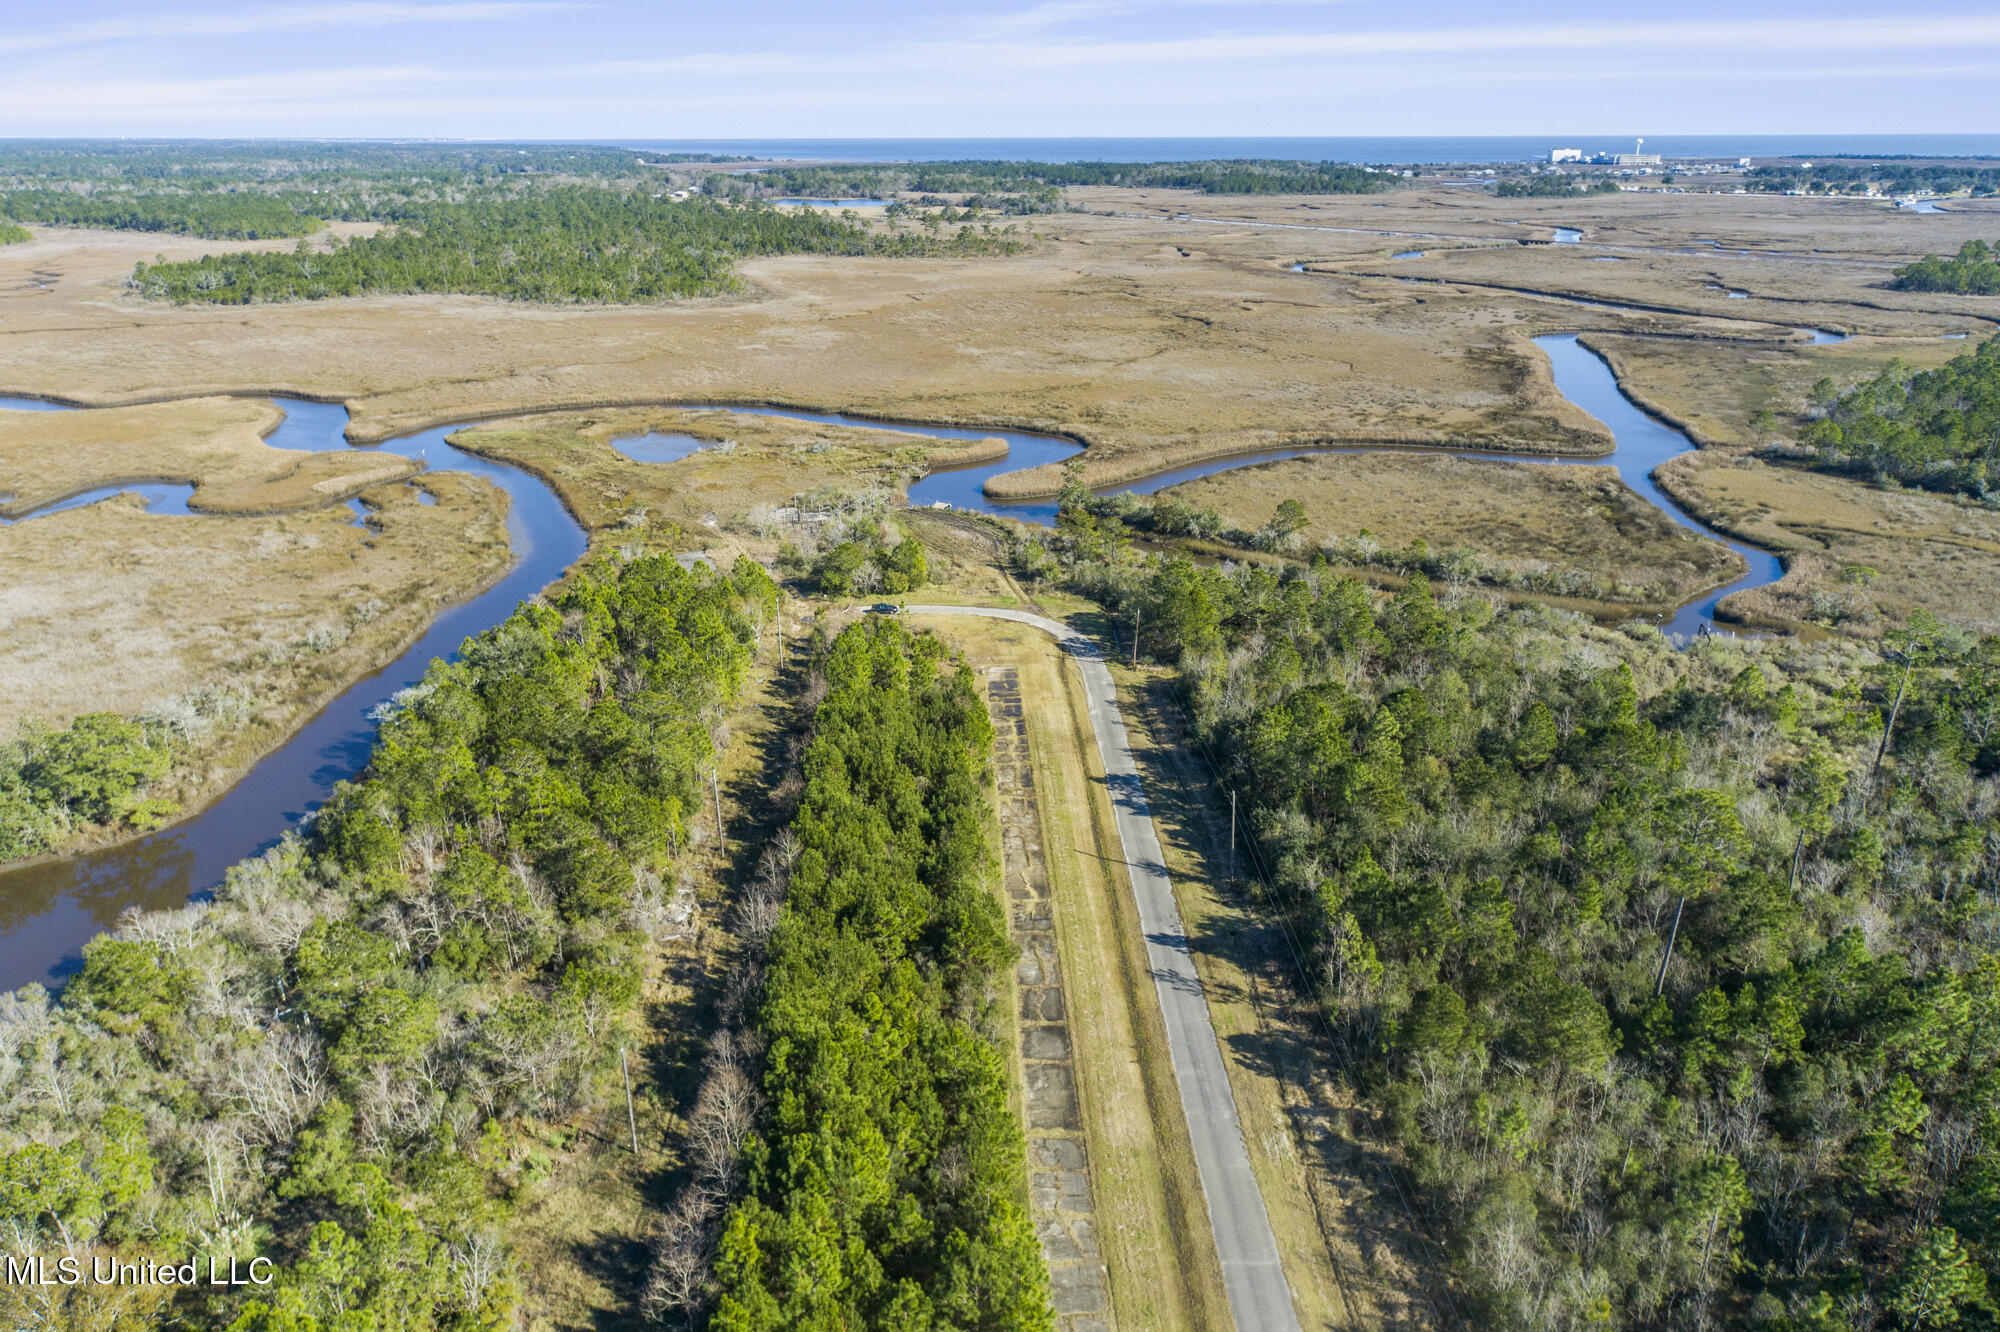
[[2, 325, 1795, 985]]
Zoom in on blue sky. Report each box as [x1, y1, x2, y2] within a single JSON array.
[[3, 1, 1997, 138]]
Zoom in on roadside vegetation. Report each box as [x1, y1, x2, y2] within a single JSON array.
[[1793, 335, 2000, 497], [1891, 241, 2000, 296], [786, 520, 930, 596], [654, 616, 1050, 1329], [1026, 501, 2000, 1330], [0, 552, 777, 1329]]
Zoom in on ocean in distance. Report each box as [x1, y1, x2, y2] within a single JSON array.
[[602, 135, 2000, 164]]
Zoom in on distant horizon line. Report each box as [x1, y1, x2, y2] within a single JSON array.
[[7, 133, 1996, 166], [4, 133, 1997, 142]]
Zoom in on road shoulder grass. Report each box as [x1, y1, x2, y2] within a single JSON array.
[[1112, 652, 1452, 1330], [918, 614, 1230, 1331]]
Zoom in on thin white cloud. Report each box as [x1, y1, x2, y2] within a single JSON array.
[[950, 15, 2000, 67], [13, 50, 2000, 123], [4, 11, 1998, 131], [972, 0, 1360, 39], [0, 2, 581, 56], [521, 14, 2000, 81]]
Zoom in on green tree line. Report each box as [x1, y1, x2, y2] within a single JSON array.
[[0, 188, 322, 239], [1750, 164, 2000, 198], [131, 192, 1021, 305], [0, 712, 180, 859], [1798, 334, 2000, 497], [1026, 509, 2000, 1329], [0, 140, 671, 188], [701, 616, 1052, 1329], [0, 552, 779, 1330], [1892, 241, 2000, 296], [710, 158, 1395, 200], [778, 519, 930, 596], [1496, 176, 1622, 198]]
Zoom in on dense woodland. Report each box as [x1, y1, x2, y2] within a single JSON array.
[[1798, 335, 2000, 497], [0, 553, 778, 1329], [1749, 164, 2000, 198], [0, 143, 1398, 270], [655, 617, 1049, 1329], [0, 143, 1029, 300], [1028, 508, 1999, 1330], [0, 140, 684, 188], [708, 158, 1396, 202], [0, 142, 680, 240], [0, 713, 181, 860], [132, 193, 1021, 305], [0, 189, 323, 240], [1892, 242, 2000, 296]]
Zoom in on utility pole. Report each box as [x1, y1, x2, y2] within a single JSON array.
[[1654, 895, 1686, 996], [1228, 789, 1237, 883], [711, 770, 726, 852], [619, 1047, 639, 1154], [1130, 605, 1141, 669], [1869, 654, 1912, 795]]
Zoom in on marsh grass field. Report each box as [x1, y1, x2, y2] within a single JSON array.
[[0, 471, 509, 842], [0, 396, 415, 516], [451, 407, 1005, 534], [1657, 451, 2000, 636], [1160, 450, 1746, 610], [0, 209, 1648, 478], [5, 182, 1996, 847], [1586, 331, 1971, 448]]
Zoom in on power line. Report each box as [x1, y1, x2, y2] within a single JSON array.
[[1149, 671, 1470, 1330]]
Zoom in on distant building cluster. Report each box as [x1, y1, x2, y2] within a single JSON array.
[[1550, 138, 1662, 166]]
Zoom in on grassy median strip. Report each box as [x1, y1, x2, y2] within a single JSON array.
[[1040, 633, 1234, 1330]]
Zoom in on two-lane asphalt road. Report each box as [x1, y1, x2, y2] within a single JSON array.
[[906, 605, 1300, 1332]]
